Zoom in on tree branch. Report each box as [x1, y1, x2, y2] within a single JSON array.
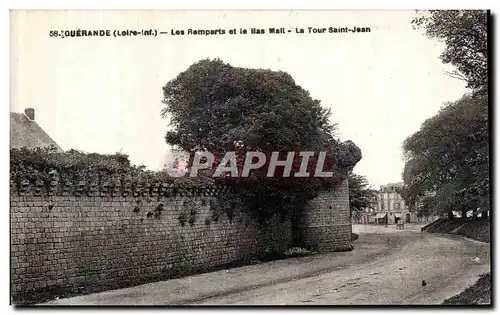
[[444, 70, 468, 82]]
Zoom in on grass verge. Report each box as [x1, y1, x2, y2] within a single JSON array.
[[442, 273, 491, 305]]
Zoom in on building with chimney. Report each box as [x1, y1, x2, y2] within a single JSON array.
[[10, 108, 63, 152]]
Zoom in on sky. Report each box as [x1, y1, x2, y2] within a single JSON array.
[[10, 10, 469, 188]]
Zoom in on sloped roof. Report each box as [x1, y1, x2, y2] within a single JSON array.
[[380, 182, 404, 192], [10, 112, 63, 152]]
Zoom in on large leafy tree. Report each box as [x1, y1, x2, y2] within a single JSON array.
[[404, 10, 489, 221], [412, 10, 488, 90], [401, 91, 489, 220], [161, 59, 361, 223], [348, 172, 377, 220]]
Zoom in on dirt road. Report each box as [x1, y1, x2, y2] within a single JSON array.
[[44, 224, 490, 305]]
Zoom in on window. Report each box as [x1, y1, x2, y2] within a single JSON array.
[[380, 203, 384, 211], [395, 203, 400, 210]]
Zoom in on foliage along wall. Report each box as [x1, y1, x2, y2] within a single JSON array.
[[10, 174, 351, 305]]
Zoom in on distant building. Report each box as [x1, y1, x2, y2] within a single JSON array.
[[358, 182, 412, 224], [375, 183, 412, 224], [357, 182, 440, 225], [10, 108, 63, 152]]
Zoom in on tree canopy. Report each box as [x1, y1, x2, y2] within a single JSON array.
[[401, 91, 489, 218], [403, 10, 489, 220], [348, 172, 377, 212], [161, 59, 361, 221], [412, 10, 488, 90]]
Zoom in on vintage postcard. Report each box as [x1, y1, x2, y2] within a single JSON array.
[[9, 10, 491, 306]]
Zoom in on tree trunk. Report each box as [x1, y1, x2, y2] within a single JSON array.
[[461, 208, 468, 222], [448, 210, 454, 220]]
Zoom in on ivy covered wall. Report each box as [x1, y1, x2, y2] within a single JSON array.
[[9, 148, 351, 305]]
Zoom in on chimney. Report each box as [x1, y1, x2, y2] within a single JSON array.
[[25, 108, 35, 120]]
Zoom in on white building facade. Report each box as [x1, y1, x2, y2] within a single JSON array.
[[358, 182, 440, 225], [359, 183, 410, 224]]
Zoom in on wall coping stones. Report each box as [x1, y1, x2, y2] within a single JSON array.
[[10, 178, 231, 198]]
